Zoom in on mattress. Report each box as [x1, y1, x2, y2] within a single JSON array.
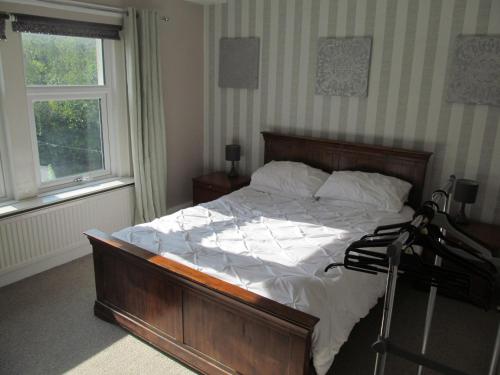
[[113, 187, 414, 375]]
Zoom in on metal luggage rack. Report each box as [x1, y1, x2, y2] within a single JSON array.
[[325, 176, 500, 375]]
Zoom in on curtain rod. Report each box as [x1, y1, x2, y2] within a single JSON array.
[[0, 0, 170, 22]]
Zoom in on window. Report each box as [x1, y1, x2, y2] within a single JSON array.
[[32, 99, 106, 183], [22, 33, 104, 86], [0, 17, 129, 202], [22, 33, 111, 188]]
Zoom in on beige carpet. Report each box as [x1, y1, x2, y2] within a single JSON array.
[[0, 255, 497, 375], [0, 256, 194, 375]]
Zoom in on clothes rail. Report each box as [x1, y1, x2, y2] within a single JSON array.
[[325, 180, 499, 375]]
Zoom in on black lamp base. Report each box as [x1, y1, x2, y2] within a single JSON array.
[[455, 203, 469, 225], [228, 161, 238, 178]]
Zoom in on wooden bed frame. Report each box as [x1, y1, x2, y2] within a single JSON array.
[[86, 132, 431, 375]]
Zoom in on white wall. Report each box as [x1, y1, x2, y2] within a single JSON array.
[[117, 0, 205, 208]]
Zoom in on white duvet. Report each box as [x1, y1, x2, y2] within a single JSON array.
[[113, 187, 413, 374]]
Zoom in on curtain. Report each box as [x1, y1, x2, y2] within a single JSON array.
[[124, 8, 167, 224], [11, 14, 121, 40], [0, 13, 8, 40]]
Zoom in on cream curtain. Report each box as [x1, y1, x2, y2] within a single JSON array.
[[124, 8, 167, 224]]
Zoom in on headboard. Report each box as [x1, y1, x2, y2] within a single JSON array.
[[262, 132, 432, 209]]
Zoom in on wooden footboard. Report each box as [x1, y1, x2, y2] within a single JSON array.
[[86, 229, 319, 375]]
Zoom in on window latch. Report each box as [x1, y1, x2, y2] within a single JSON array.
[[73, 176, 90, 183]]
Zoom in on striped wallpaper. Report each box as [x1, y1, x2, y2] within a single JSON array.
[[203, 0, 500, 224]]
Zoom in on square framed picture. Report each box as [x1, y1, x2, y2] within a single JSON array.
[[219, 37, 260, 89], [448, 35, 500, 107], [315, 37, 372, 97]]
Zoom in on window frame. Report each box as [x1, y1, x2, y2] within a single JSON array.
[[22, 35, 115, 192], [27, 93, 111, 191]]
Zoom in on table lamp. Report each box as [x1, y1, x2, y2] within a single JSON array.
[[225, 144, 240, 178], [453, 179, 478, 224]]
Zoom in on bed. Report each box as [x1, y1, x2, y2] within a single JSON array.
[[86, 132, 431, 375]]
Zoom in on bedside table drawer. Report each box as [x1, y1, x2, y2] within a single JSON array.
[[193, 184, 227, 205], [193, 172, 251, 206]]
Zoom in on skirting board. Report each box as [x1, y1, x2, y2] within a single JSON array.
[[0, 241, 92, 288]]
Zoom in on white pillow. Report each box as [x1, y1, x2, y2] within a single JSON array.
[[250, 161, 329, 198], [315, 171, 412, 212]]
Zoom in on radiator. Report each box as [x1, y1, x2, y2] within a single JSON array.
[[0, 186, 134, 287]]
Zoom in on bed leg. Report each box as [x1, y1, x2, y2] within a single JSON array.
[[93, 300, 117, 325]]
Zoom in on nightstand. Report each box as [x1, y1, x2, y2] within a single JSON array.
[[193, 172, 251, 205], [455, 221, 500, 257], [436, 221, 500, 304]]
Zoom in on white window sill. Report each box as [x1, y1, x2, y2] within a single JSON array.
[[0, 177, 134, 219]]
